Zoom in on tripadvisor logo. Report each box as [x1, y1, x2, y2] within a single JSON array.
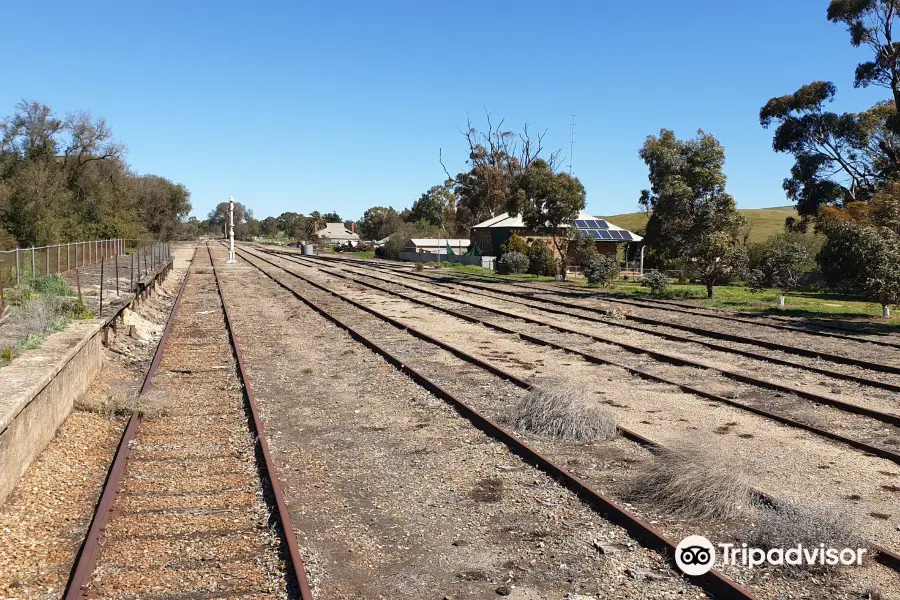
[[675, 535, 867, 575]]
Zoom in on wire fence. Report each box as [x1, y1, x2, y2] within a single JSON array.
[[0, 239, 169, 287], [0, 239, 172, 318]]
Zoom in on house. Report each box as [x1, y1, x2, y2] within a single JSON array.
[[470, 211, 642, 260], [403, 239, 471, 254], [316, 222, 360, 247]]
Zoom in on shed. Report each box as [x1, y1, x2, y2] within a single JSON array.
[[404, 239, 471, 254]]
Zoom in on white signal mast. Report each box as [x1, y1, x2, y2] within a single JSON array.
[[226, 196, 237, 264]]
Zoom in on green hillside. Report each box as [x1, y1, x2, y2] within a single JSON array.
[[601, 206, 798, 245]]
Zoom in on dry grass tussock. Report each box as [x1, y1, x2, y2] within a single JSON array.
[[76, 384, 169, 419], [630, 444, 753, 521], [744, 503, 866, 575], [511, 380, 617, 442]]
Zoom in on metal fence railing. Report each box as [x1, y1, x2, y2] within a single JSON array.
[[0, 239, 171, 288]]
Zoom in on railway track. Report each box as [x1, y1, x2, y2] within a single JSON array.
[[317, 254, 900, 348], [314, 253, 900, 375], [228, 244, 763, 599], [261, 248, 900, 466], [233, 244, 900, 589], [64, 244, 312, 600], [292, 251, 900, 398]]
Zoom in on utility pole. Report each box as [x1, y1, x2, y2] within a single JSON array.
[[226, 196, 237, 264]]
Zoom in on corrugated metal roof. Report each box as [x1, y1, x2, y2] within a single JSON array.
[[408, 238, 470, 246], [471, 212, 642, 242]]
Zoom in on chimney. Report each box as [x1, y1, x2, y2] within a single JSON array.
[[351, 222, 355, 233]]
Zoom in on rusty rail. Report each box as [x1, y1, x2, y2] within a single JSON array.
[[271, 250, 900, 464], [206, 243, 314, 600], [64, 248, 195, 600], [241, 244, 900, 576], [233, 244, 761, 599], [316, 252, 900, 375]]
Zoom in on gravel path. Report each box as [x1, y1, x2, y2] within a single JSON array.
[[237, 246, 900, 600], [220, 245, 714, 599]]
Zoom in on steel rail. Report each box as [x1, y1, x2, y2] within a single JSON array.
[[314, 253, 900, 375], [292, 250, 900, 396], [307, 253, 900, 394], [231, 245, 761, 599], [318, 253, 900, 347], [64, 248, 196, 600], [242, 246, 900, 575], [276, 251, 900, 436], [206, 243, 314, 600]]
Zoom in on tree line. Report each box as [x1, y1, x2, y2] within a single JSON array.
[[0, 100, 191, 250]]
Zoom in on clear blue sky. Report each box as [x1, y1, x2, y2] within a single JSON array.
[[2, 0, 887, 221]]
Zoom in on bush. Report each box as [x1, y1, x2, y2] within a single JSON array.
[[639, 271, 670, 294], [744, 503, 864, 575], [382, 233, 410, 260], [511, 380, 617, 442], [31, 274, 75, 297], [573, 232, 598, 266], [415, 262, 424, 271], [500, 233, 529, 255], [527, 240, 559, 276], [498, 251, 529, 275], [583, 254, 619, 286], [632, 444, 752, 521]]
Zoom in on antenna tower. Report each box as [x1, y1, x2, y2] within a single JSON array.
[[568, 114, 576, 175]]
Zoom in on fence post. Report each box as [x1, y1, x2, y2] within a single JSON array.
[[57, 244, 60, 275], [31, 248, 36, 282], [143, 243, 148, 275], [130, 252, 134, 292], [115, 253, 119, 296], [15, 249, 20, 287], [75, 269, 82, 303], [46, 247, 50, 276], [99, 249, 104, 317]]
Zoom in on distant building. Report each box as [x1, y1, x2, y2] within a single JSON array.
[[470, 211, 642, 260], [316, 222, 360, 247]]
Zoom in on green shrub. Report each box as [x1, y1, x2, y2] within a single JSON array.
[[527, 240, 559, 276], [640, 271, 670, 294], [498, 251, 530, 275], [500, 233, 529, 255], [30, 274, 75, 297], [415, 262, 424, 271], [583, 254, 619, 286]]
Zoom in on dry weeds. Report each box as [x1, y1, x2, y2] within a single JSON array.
[[744, 503, 866, 575], [630, 443, 753, 521], [510, 380, 617, 442]]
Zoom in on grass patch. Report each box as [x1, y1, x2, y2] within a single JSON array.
[[601, 206, 799, 245], [510, 380, 617, 442], [343, 250, 375, 259], [631, 444, 753, 521], [744, 503, 865, 576], [595, 280, 900, 325]]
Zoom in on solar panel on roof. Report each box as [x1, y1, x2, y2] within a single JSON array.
[[587, 219, 600, 228], [595, 219, 609, 229], [619, 231, 633, 241], [590, 230, 601, 239], [598, 230, 612, 240], [575, 220, 588, 228], [608, 230, 622, 240]]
